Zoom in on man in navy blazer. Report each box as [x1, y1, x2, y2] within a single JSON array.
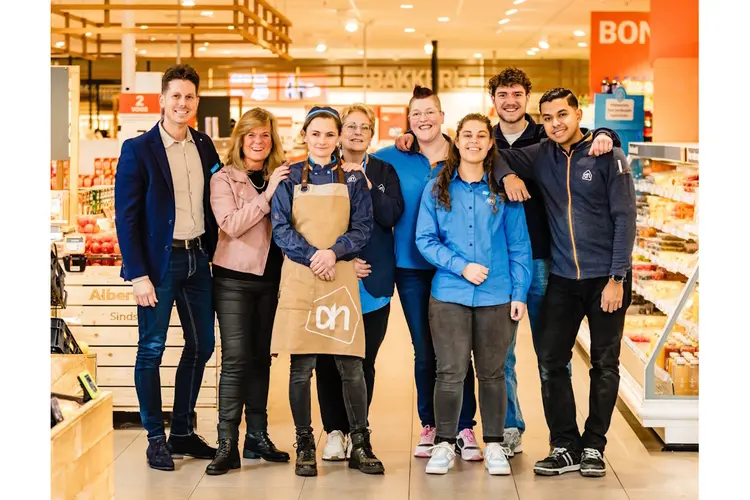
[[115, 64, 219, 471]]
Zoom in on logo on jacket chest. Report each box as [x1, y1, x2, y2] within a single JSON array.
[[377, 183, 385, 193], [582, 170, 593, 181]]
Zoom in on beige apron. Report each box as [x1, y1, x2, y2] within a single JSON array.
[[270, 164, 365, 358]]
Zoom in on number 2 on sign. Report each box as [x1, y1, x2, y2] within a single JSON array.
[[135, 95, 144, 107]]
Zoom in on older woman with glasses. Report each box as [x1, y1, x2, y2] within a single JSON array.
[[314, 104, 404, 461]]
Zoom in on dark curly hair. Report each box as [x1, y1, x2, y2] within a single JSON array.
[[487, 67, 532, 97], [432, 113, 502, 214]]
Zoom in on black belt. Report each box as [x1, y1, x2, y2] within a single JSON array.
[[172, 235, 203, 249]]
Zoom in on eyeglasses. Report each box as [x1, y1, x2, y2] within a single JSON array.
[[343, 123, 373, 134], [409, 109, 439, 120]]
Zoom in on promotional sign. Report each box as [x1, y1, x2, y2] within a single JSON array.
[[589, 11, 652, 97], [118, 93, 160, 114], [594, 87, 645, 152], [378, 106, 408, 141]]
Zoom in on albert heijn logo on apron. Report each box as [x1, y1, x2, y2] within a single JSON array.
[[306, 285, 361, 344]]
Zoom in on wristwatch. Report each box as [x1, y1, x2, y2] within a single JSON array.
[[609, 274, 625, 284]]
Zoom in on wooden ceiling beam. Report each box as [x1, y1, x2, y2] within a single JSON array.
[[51, 4, 236, 13]]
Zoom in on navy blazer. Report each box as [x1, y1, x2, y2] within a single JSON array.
[[359, 155, 404, 298], [114, 122, 220, 286]]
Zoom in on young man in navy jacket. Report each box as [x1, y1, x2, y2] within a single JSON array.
[[493, 88, 636, 478], [115, 64, 219, 471]]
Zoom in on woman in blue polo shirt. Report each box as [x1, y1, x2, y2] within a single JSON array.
[[415, 113, 532, 477], [374, 85, 480, 460]]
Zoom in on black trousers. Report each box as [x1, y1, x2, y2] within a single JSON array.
[[533, 273, 632, 453], [316, 303, 391, 433], [214, 277, 277, 440]]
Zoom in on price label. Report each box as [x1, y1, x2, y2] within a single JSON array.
[[65, 236, 85, 254]]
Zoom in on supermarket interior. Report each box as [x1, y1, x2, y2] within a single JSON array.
[[3, 0, 745, 498]]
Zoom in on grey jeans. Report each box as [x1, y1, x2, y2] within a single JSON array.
[[429, 297, 515, 442], [289, 354, 367, 435]]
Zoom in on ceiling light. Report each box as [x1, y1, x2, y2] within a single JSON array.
[[345, 19, 359, 32], [358, 50, 364, 55], [222, 50, 232, 54], [316, 43, 327, 52], [498, 18, 510, 25], [140, 25, 148, 30], [204, 42, 209, 46], [181, 0, 195, 6], [227, 25, 235, 30], [404, 28, 416, 33], [150, 37, 156, 41], [198, 46, 207, 52], [506, 9, 518, 15], [578, 42, 588, 47], [526, 50, 536, 56], [539, 40, 550, 49], [424, 42, 433, 54], [85, 32, 92, 37], [139, 49, 147, 55], [473, 53, 483, 59], [438, 17, 450, 22], [514, 0, 526, 4], [400, 4, 413, 8], [200, 11, 214, 17], [574, 30, 586, 37], [55, 41, 65, 48], [530, 47, 540, 52]]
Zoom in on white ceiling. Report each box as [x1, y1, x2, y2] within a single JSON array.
[[51, 0, 650, 61]]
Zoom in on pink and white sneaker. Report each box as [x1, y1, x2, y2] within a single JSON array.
[[455, 429, 484, 461], [414, 426, 437, 458]]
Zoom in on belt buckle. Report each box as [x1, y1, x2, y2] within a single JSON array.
[[184, 239, 190, 249]]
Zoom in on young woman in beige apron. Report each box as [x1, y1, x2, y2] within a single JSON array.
[[269, 106, 385, 477]]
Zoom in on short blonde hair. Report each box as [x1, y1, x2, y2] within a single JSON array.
[[340, 103, 376, 127], [223, 107, 285, 178]]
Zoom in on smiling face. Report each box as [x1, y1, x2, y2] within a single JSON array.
[[159, 79, 199, 129], [540, 97, 583, 147], [242, 124, 272, 168], [303, 116, 340, 161], [456, 119, 493, 164], [492, 83, 529, 125], [341, 111, 374, 154], [409, 97, 445, 144]]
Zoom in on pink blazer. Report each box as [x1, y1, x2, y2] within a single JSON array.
[[210, 165, 273, 275]]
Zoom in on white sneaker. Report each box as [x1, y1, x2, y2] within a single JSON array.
[[502, 428, 523, 457], [414, 425, 437, 458], [484, 443, 512, 475], [455, 429, 484, 461], [425, 441, 456, 475], [322, 430, 347, 461]]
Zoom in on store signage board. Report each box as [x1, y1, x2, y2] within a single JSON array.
[[119, 93, 161, 114], [594, 88, 644, 152], [366, 69, 469, 91], [589, 11, 653, 97]]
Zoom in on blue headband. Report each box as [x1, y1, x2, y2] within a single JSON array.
[[306, 106, 340, 122]]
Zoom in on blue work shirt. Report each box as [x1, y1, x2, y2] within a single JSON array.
[[415, 171, 533, 308], [373, 144, 443, 270], [358, 280, 391, 314]]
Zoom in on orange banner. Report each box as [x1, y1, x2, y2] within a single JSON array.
[[589, 11, 652, 97], [118, 93, 161, 114]]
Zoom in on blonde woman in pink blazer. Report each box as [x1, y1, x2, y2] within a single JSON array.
[[206, 108, 291, 475]]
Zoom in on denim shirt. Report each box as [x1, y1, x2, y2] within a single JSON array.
[[415, 171, 533, 307], [373, 145, 443, 270]]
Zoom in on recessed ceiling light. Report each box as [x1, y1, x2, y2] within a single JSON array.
[[316, 43, 327, 52], [530, 47, 540, 52], [200, 10, 214, 17], [404, 27, 416, 33], [473, 53, 483, 59], [400, 4, 413, 8], [346, 19, 359, 32], [55, 41, 65, 48], [227, 25, 235, 30], [204, 42, 209, 46], [150, 37, 156, 41], [539, 40, 550, 49], [498, 18, 510, 25], [514, 0, 526, 4], [222, 50, 232, 54], [578, 42, 588, 47], [438, 17, 450, 22], [198, 46, 207, 52], [140, 25, 149, 30], [506, 9, 518, 15], [85, 32, 92, 37], [526, 50, 536, 56], [574, 30, 586, 37], [424, 42, 433, 54], [139, 49, 147, 55], [358, 50, 364, 55], [181, 0, 195, 6]]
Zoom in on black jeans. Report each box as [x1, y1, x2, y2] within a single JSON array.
[[289, 354, 367, 435], [316, 303, 391, 433], [429, 298, 514, 443], [534, 273, 632, 453], [214, 277, 277, 440]]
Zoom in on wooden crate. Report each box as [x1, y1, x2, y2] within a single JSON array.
[[51, 392, 114, 500], [51, 354, 98, 395]]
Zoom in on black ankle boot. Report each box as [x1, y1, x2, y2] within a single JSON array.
[[294, 432, 318, 477], [244, 431, 291, 462], [205, 438, 241, 476], [348, 429, 385, 475]]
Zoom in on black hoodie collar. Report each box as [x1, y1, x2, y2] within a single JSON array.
[[493, 113, 540, 147]]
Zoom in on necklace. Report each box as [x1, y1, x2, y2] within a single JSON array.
[[248, 171, 267, 190]]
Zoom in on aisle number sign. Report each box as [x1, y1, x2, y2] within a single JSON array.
[[119, 93, 160, 114]]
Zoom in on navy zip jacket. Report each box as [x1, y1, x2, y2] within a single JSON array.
[[359, 155, 405, 298], [492, 131, 636, 281], [271, 159, 373, 265]]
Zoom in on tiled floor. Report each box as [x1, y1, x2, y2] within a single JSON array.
[[112, 297, 698, 499]]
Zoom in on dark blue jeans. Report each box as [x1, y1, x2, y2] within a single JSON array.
[[135, 247, 215, 440], [395, 268, 477, 431]]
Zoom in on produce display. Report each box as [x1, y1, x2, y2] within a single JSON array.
[[49, 157, 118, 190], [75, 215, 121, 266]]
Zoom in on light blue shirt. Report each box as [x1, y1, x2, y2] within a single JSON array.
[[415, 172, 533, 307], [358, 280, 391, 314]]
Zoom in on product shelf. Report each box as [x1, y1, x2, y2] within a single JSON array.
[[634, 180, 697, 205], [632, 281, 699, 340], [638, 216, 698, 241], [633, 247, 698, 280]]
